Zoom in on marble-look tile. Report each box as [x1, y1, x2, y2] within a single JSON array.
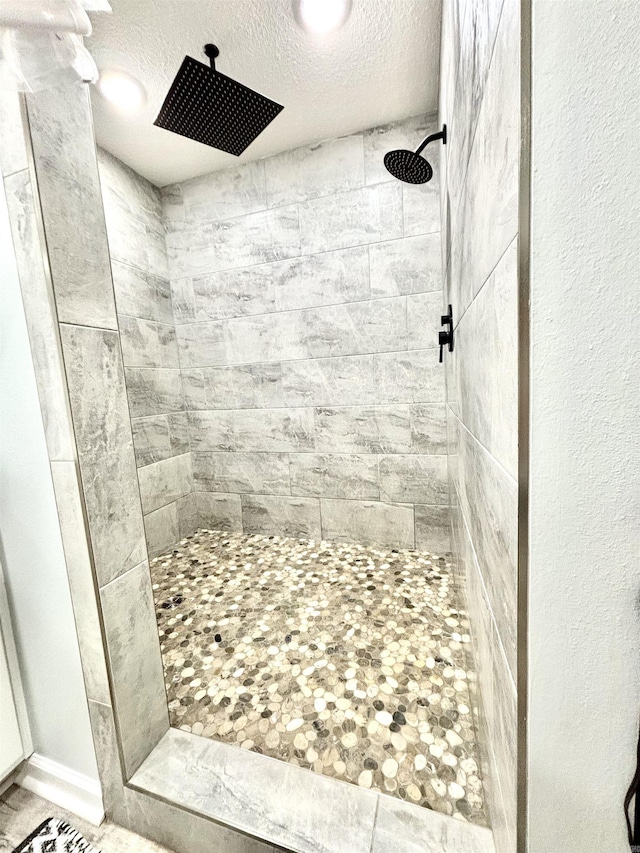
[[447, 0, 505, 210], [102, 199, 149, 269], [402, 173, 441, 237], [379, 455, 449, 504], [457, 423, 518, 677], [414, 505, 452, 554], [407, 290, 443, 350], [299, 183, 402, 254], [265, 133, 364, 207], [320, 499, 415, 549], [242, 495, 321, 539], [170, 277, 196, 324], [374, 350, 445, 404], [454, 239, 518, 478], [144, 502, 180, 559], [369, 233, 442, 298], [137, 452, 193, 514], [195, 492, 243, 532], [169, 160, 267, 227], [176, 322, 226, 368], [124, 368, 184, 418], [449, 0, 519, 315], [410, 403, 448, 453], [224, 311, 308, 364], [100, 561, 169, 777], [189, 409, 315, 453], [305, 297, 407, 359], [4, 170, 75, 460], [182, 364, 284, 411], [314, 406, 411, 454], [131, 728, 378, 853], [192, 451, 290, 495], [289, 453, 379, 500], [371, 795, 495, 853], [0, 90, 27, 176], [192, 265, 276, 321], [282, 354, 375, 408], [26, 83, 117, 329], [166, 205, 300, 278], [50, 460, 110, 704], [131, 412, 189, 467], [119, 316, 179, 369], [60, 324, 146, 586], [363, 114, 436, 186], [174, 492, 198, 539], [146, 226, 170, 281], [274, 246, 370, 312], [87, 699, 124, 814], [98, 147, 163, 228], [111, 261, 173, 326]]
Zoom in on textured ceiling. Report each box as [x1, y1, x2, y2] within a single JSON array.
[[87, 0, 441, 187]]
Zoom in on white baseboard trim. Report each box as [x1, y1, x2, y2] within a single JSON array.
[[16, 753, 105, 826]]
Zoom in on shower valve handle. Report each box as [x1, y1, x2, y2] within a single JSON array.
[[438, 305, 454, 363]]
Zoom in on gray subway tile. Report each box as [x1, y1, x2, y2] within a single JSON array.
[[379, 455, 449, 504], [224, 311, 308, 364], [290, 453, 379, 500], [265, 134, 364, 207], [320, 499, 415, 549], [137, 452, 193, 514], [182, 364, 284, 411], [274, 246, 370, 312], [144, 502, 180, 558], [176, 322, 226, 368], [282, 354, 375, 407], [410, 403, 448, 453], [119, 315, 179, 369], [370, 233, 442, 297], [178, 159, 267, 225], [242, 495, 321, 538], [314, 406, 412, 453], [111, 261, 173, 325], [192, 451, 290, 495], [189, 409, 314, 453], [414, 505, 451, 554], [27, 84, 117, 329], [299, 183, 403, 254], [124, 368, 184, 418], [374, 350, 445, 404], [305, 297, 407, 359], [170, 277, 196, 324], [402, 173, 441, 237], [0, 89, 28, 176], [195, 492, 243, 532], [407, 290, 443, 350], [131, 412, 189, 467], [60, 324, 146, 586], [192, 265, 276, 321], [100, 561, 169, 777]]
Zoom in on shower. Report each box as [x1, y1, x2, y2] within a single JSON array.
[[384, 124, 447, 183]]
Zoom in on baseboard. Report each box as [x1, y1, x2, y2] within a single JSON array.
[[16, 753, 105, 826]]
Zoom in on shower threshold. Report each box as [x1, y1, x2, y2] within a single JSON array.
[[137, 529, 494, 853]]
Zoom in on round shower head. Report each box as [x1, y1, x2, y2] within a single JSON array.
[[383, 149, 433, 184]]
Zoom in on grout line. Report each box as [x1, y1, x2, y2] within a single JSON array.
[[449, 404, 518, 487], [184, 402, 446, 414]]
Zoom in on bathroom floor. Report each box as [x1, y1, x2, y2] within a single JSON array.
[[150, 530, 487, 826]]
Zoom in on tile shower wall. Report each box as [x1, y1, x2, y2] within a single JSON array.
[[439, 0, 519, 850], [97, 150, 194, 558], [162, 115, 449, 550]]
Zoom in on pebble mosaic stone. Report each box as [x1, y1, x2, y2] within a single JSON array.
[[150, 529, 487, 825]]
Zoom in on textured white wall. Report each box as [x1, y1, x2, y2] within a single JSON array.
[[0, 177, 99, 782], [528, 2, 640, 850]]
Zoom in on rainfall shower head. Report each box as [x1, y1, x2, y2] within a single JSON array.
[[154, 44, 284, 156], [384, 124, 447, 184]]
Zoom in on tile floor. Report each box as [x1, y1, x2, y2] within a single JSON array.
[[150, 529, 487, 826]]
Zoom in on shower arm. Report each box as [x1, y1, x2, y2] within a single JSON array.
[[415, 125, 447, 156]]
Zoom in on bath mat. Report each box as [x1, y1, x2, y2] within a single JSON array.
[[12, 818, 102, 853]]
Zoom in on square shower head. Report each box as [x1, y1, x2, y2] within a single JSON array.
[[154, 53, 284, 156]]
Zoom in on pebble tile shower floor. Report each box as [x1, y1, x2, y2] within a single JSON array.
[[150, 529, 487, 825]]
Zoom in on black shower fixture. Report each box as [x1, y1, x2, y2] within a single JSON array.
[[384, 124, 447, 184], [154, 44, 284, 155]]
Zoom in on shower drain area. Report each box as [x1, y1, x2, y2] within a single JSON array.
[[150, 529, 487, 826]]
